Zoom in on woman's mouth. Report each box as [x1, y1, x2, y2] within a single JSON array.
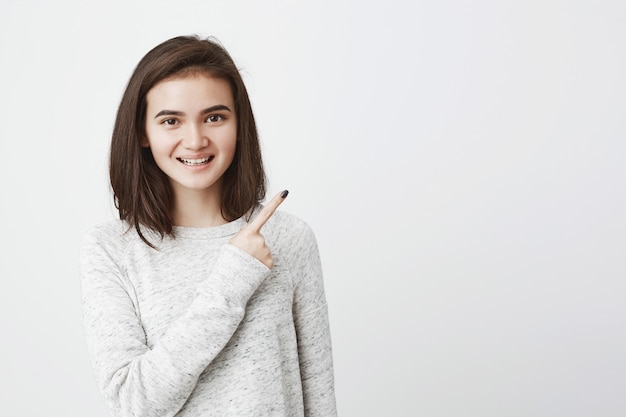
[[177, 156, 215, 166]]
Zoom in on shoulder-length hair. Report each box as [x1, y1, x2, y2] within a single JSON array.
[[109, 35, 266, 247]]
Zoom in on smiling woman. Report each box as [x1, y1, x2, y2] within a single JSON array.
[[108, 37, 268, 246], [79, 35, 337, 417]]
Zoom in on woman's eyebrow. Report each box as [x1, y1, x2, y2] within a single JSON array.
[[200, 104, 232, 114], [154, 105, 232, 119], [154, 110, 184, 118]]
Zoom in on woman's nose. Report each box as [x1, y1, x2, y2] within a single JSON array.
[[183, 124, 208, 149]]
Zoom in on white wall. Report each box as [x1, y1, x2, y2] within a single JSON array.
[[1, 0, 624, 415]]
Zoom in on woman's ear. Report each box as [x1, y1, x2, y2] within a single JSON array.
[[140, 136, 150, 148]]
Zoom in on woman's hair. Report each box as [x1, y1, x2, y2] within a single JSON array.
[[109, 35, 266, 247]]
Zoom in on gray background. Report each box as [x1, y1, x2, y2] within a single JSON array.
[[1, 0, 624, 415]]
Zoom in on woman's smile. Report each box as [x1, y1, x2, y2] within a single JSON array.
[[177, 155, 215, 166]]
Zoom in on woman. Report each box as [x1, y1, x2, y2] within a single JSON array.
[[80, 35, 337, 417]]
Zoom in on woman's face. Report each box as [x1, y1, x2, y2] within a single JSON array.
[[143, 73, 237, 197]]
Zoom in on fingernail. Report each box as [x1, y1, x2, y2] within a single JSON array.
[[281, 190, 289, 198]]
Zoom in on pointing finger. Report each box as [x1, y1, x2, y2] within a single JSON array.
[[247, 190, 289, 233]]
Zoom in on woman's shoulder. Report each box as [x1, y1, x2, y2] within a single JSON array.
[[82, 218, 129, 239], [80, 219, 135, 258], [270, 209, 312, 231], [252, 204, 311, 233], [259, 208, 319, 251]]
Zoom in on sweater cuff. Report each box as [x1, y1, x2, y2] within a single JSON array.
[[194, 244, 271, 309]]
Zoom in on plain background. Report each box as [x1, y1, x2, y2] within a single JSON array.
[[1, 0, 625, 416]]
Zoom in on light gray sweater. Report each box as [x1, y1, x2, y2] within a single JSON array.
[[79, 209, 336, 417]]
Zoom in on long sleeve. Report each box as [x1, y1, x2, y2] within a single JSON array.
[[80, 226, 270, 417], [290, 224, 337, 417]]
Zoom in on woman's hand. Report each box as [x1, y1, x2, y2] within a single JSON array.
[[228, 190, 288, 269]]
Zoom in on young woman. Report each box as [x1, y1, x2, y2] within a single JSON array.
[[80, 35, 337, 417]]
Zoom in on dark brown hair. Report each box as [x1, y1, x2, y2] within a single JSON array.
[[109, 35, 266, 247]]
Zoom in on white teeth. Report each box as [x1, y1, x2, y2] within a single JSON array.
[[179, 157, 211, 165]]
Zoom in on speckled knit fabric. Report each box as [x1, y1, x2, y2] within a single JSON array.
[[79, 208, 336, 417]]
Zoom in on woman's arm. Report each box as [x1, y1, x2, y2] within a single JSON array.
[[291, 224, 338, 417], [80, 230, 269, 417]]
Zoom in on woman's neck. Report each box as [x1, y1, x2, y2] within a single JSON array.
[[171, 186, 227, 228]]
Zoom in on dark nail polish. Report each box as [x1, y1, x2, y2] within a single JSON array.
[[281, 190, 289, 198]]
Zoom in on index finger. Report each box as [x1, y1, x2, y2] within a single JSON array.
[[247, 189, 289, 233]]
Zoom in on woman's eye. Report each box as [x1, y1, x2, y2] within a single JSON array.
[[206, 114, 224, 123], [161, 118, 178, 126]]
